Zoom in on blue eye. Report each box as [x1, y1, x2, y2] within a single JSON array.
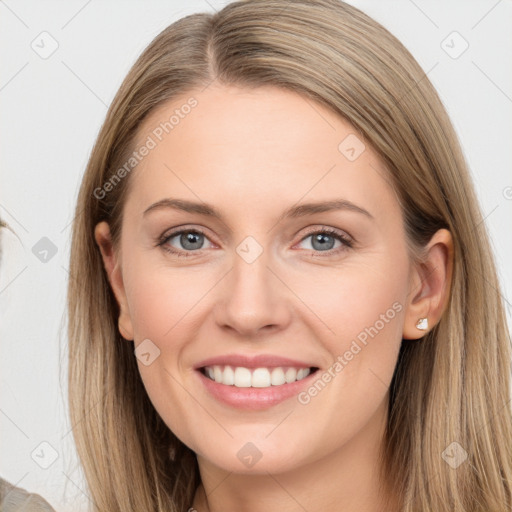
[[158, 229, 212, 257], [296, 228, 353, 255], [157, 226, 353, 258]]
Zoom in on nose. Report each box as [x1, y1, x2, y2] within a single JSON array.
[[214, 248, 292, 339]]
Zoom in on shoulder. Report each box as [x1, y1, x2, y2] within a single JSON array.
[[0, 477, 56, 512]]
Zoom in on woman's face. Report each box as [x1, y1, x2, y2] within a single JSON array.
[[97, 84, 417, 475]]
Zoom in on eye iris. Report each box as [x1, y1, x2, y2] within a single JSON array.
[[311, 233, 335, 251], [181, 231, 203, 250]]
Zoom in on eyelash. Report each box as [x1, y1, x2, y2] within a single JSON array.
[[156, 226, 353, 258]]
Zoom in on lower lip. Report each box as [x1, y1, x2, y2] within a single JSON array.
[[196, 369, 318, 410]]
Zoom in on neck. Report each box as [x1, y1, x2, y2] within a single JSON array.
[[191, 398, 397, 512]]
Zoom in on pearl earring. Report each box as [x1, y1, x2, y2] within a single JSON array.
[[416, 318, 428, 331]]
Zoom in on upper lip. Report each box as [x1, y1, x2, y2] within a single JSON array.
[[195, 354, 318, 370]]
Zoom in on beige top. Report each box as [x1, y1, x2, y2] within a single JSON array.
[[0, 478, 56, 512]]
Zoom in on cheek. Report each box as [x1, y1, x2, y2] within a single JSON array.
[[285, 259, 406, 448], [123, 257, 213, 342], [297, 256, 407, 351], [294, 253, 408, 406], [122, 259, 212, 446]]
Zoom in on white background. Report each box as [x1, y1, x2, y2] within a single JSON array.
[[1, 1, 511, 510]]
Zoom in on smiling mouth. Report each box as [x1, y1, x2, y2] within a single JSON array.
[[200, 365, 319, 388]]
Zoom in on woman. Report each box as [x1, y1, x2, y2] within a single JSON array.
[[67, 0, 512, 510]]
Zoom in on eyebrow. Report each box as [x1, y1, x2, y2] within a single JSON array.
[[143, 198, 374, 222]]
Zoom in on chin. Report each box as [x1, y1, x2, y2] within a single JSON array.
[[193, 435, 315, 476]]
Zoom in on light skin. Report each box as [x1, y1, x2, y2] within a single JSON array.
[[95, 83, 453, 512]]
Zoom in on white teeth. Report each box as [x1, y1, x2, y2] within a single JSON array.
[[213, 366, 223, 382], [271, 367, 286, 386], [223, 365, 234, 385], [234, 367, 252, 387], [252, 368, 271, 388], [285, 368, 297, 383], [204, 365, 312, 388]]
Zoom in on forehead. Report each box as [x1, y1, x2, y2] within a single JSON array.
[[127, 84, 399, 223], [138, 84, 357, 162]]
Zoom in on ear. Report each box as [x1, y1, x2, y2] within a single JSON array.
[[94, 221, 134, 341], [402, 228, 454, 340]]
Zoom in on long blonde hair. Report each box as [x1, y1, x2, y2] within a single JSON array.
[[67, 1, 512, 510]]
